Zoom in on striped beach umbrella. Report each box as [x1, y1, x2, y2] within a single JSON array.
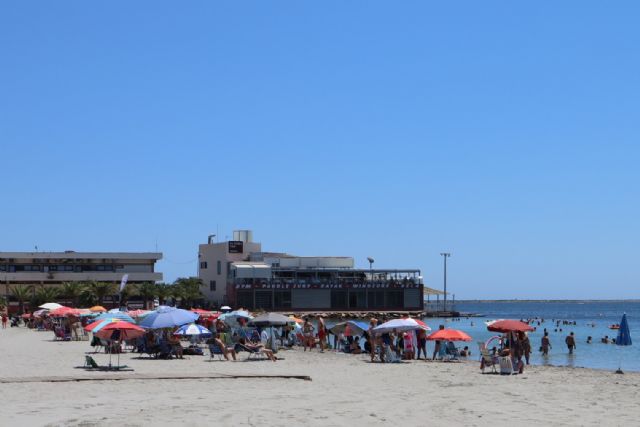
[[173, 323, 212, 337]]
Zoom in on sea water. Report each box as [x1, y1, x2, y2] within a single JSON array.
[[427, 301, 640, 372]]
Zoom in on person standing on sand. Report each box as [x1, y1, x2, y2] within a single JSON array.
[[519, 331, 531, 365], [317, 316, 327, 352], [416, 328, 427, 360], [541, 332, 551, 355], [368, 318, 378, 362], [1, 313, 7, 329], [565, 332, 576, 355], [302, 319, 315, 352]]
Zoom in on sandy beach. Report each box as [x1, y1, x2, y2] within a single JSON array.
[[0, 327, 638, 426]]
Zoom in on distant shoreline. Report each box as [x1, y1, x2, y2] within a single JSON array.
[[454, 299, 640, 303]]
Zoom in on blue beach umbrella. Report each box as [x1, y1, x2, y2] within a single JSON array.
[[138, 306, 199, 329], [615, 313, 632, 374], [93, 312, 135, 323]]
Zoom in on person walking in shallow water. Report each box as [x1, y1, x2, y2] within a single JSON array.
[[541, 332, 551, 355], [565, 332, 576, 355]]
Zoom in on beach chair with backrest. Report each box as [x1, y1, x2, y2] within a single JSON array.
[[445, 342, 460, 361], [208, 342, 225, 361], [480, 348, 498, 373], [237, 342, 268, 361]]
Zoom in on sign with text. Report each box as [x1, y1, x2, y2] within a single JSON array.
[[228, 241, 244, 253]]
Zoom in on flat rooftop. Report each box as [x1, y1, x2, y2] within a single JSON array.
[[0, 252, 163, 260]]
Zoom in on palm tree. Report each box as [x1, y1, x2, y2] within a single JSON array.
[[154, 282, 172, 306], [82, 281, 115, 307], [10, 285, 33, 314], [135, 282, 157, 310], [60, 282, 85, 307], [34, 286, 60, 307], [173, 277, 203, 308]]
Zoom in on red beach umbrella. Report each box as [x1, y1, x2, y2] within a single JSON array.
[[427, 329, 472, 341], [49, 306, 73, 317], [95, 321, 145, 341], [486, 319, 534, 333]]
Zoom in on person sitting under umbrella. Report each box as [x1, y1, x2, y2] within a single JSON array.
[[211, 333, 237, 361]]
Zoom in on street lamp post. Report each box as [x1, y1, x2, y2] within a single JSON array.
[[440, 253, 451, 313], [367, 257, 375, 283]]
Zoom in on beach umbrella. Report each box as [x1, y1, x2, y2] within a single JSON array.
[[84, 318, 122, 333], [64, 308, 91, 317], [486, 320, 534, 333], [427, 329, 472, 342], [89, 305, 107, 313], [93, 312, 135, 323], [48, 306, 73, 317], [218, 310, 253, 326], [39, 302, 63, 310], [615, 313, 632, 374], [330, 320, 369, 335], [95, 321, 145, 369], [127, 309, 151, 318], [220, 305, 232, 312], [173, 323, 212, 337], [138, 306, 199, 329], [190, 308, 220, 319], [33, 309, 48, 318], [373, 318, 431, 334], [288, 316, 304, 324], [248, 313, 291, 327]]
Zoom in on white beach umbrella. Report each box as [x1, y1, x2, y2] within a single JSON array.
[[39, 302, 63, 310]]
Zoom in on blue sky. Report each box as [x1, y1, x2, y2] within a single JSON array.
[[1, 2, 638, 299]]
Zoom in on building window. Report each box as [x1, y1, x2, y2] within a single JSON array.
[[386, 290, 404, 309], [200, 262, 208, 269], [217, 261, 221, 275], [209, 280, 216, 291]]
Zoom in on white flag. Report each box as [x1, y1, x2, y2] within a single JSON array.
[[119, 274, 129, 293]]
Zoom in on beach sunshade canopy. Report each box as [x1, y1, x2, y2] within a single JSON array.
[[288, 316, 304, 324], [190, 309, 220, 319], [48, 306, 73, 317], [330, 320, 369, 335], [127, 309, 151, 318], [84, 318, 121, 333], [373, 318, 431, 334], [218, 310, 253, 325], [486, 320, 534, 333], [21, 313, 32, 318], [616, 314, 632, 346], [33, 309, 48, 318], [248, 312, 291, 327], [95, 321, 145, 341], [173, 323, 212, 337], [138, 306, 199, 329], [427, 329, 472, 341], [38, 302, 63, 310], [65, 308, 91, 317], [89, 306, 107, 312], [220, 305, 232, 311], [93, 312, 135, 323]]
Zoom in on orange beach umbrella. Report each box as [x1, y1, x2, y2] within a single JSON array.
[[427, 329, 472, 342]]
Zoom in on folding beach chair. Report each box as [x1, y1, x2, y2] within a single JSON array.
[[480, 348, 498, 373], [237, 343, 268, 361], [209, 342, 225, 361]]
